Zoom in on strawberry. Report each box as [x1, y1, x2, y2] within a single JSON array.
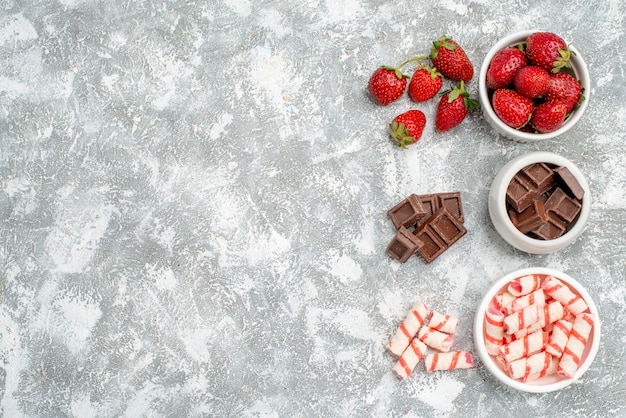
[[486, 46, 527, 90], [435, 81, 479, 132], [525, 32, 572, 73], [514, 65, 550, 98], [368, 67, 408, 106], [430, 36, 474, 82], [491, 88, 533, 129], [545, 72, 583, 112], [531, 101, 568, 133], [408, 64, 443, 102], [389, 110, 427, 148], [368, 57, 425, 105]]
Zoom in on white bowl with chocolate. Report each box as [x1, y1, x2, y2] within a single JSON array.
[[488, 151, 591, 254], [474, 267, 600, 393]]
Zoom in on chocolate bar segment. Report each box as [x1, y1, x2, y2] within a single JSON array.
[[522, 163, 555, 189], [529, 216, 567, 240], [414, 192, 464, 228], [413, 207, 467, 263], [506, 163, 556, 212], [386, 226, 423, 263], [414, 194, 439, 227], [554, 166, 585, 201], [388, 194, 427, 229], [437, 192, 464, 223], [509, 199, 547, 234], [543, 187, 582, 224]]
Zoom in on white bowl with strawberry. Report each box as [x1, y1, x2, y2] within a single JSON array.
[[479, 30, 590, 141]]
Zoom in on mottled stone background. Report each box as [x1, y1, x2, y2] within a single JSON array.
[[1, 0, 625, 417]]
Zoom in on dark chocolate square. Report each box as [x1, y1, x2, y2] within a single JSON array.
[[414, 194, 439, 228], [413, 207, 466, 263], [521, 163, 555, 189], [388, 194, 427, 229], [544, 187, 582, 224], [507, 164, 557, 213], [509, 199, 548, 234], [530, 216, 567, 240], [506, 175, 535, 212], [386, 226, 423, 263], [414, 228, 446, 263], [554, 166, 585, 201], [437, 192, 464, 223]]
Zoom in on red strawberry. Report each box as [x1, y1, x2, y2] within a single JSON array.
[[525, 32, 572, 73], [389, 110, 427, 148], [368, 57, 425, 105], [486, 46, 527, 90], [430, 36, 474, 82], [545, 72, 583, 112], [531, 101, 568, 133], [435, 81, 479, 131], [514, 65, 550, 98], [408, 64, 443, 102], [491, 88, 533, 129], [368, 67, 408, 106]]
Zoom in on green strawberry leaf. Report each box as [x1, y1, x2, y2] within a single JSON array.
[[389, 121, 414, 149]]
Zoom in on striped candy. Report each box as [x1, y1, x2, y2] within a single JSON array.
[[485, 306, 505, 356], [508, 350, 553, 380], [418, 326, 454, 352], [503, 304, 541, 334], [425, 351, 473, 372], [545, 319, 573, 358], [512, 300, 567, 338], [392, 338, 428, 380], [500, 330, 548, 363], [507, 274, 542, 296], [387, 300, 430, 357], [428, 311, 459, 335], [558, 313, 594, 378], [502, 289, 546, 315], [542, 276, 589, 315]]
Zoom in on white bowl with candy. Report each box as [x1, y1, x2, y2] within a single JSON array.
[[488, 151, 591, 254], [473, 267, 600, 393], [479, 30, 590, 142]]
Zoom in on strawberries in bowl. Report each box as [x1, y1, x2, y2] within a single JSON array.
[[479, 31, 590, 142]]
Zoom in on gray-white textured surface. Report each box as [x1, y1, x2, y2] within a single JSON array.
[[1, 0, 625, 417]]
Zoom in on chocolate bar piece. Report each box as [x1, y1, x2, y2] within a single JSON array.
[[437, 192, 464, 223], [414, 194, 438, 226], [386, 226, 423, 263], [509, 199, 547, 234], [506, 163, 556, 212], [388, 194, 427, 229], [522, 163, 555, 189], [414, 192, 464, 228], [554, 166, 585, 201], [530, 216, 567, 240], [413, 207, 467, 263], [528, 187, 582, 240], [543, 187, 582, 224]]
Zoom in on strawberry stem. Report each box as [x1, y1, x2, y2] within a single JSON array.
[[397, 55, 428, 69], [382, 56, 428, 79]]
